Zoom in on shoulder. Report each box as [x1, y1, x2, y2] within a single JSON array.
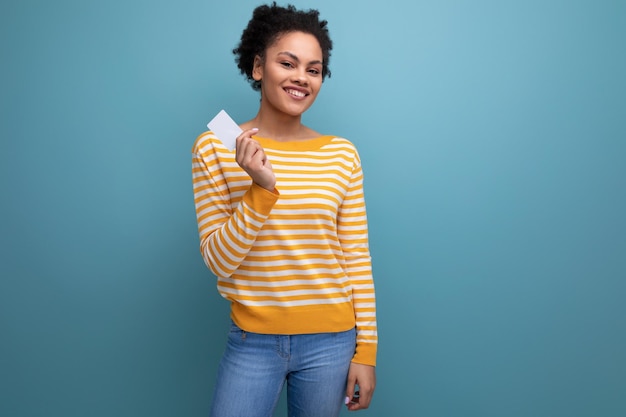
[[191, 131, 229, 155], [326, 136, 361, 158], [327, 136, 356, 148]]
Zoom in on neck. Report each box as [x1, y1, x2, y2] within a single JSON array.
[[248, 104, 305, 142]]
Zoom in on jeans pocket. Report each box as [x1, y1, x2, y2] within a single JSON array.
[[228, 321, 246, 341]]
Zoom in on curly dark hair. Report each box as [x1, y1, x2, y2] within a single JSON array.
[[233, 2, 333, 91]]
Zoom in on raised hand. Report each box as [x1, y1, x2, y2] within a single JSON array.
[[235, 128, 276, 191]]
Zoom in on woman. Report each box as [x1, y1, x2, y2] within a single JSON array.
[[192, 3, 377, 416]]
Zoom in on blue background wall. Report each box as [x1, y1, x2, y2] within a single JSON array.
[[2, 1, 625, 416]]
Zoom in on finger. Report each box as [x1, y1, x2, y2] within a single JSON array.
[[360, 382, 376, 408], [345, 374, 356, 404], [344, 390, 357, 408], [247, 144, 267, 168], [238, 127, 259, 142], [235, 135, 254, 162], [347, 401, 362, 411], [357, 387, 373, 409], [347, 399, 367, 411], [347, 385, 373, 410], [241, 140, 260, 161], [235, 128, 259, 149], [237, 138, 261, 167]]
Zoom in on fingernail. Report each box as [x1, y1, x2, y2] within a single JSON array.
[[252, 127, 259, 131], [344, 396, 350, 405]]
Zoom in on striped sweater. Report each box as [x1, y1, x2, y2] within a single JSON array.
[[191, 131, 377, 366]]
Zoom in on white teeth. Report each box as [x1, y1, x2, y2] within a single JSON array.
[[286, 89, 305, 97]]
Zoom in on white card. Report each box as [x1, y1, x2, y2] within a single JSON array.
[[207, 109, 242, 151]]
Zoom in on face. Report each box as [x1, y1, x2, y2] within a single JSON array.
[[253, 31, 324, 117]]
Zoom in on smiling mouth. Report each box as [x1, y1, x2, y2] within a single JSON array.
[[285, 88, 307, 98]]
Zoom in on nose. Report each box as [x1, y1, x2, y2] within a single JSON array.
[[291, 69, 308, 85]]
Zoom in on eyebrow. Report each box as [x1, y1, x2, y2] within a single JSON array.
[[278, 51, 323, 66]]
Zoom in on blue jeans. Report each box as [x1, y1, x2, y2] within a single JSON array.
[[209, 321, 356, 417]]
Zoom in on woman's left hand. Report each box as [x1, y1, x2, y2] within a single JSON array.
[[345, 362, 376, 411]]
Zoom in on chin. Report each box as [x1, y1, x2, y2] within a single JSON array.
[[285, 103, 313, 116]]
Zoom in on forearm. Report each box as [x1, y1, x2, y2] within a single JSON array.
[[347, 257, 378, 366], [198, 183, 278, 277]]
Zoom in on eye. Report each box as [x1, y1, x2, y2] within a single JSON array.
[[308, 68, 321, 75], [280, 61, 294, 68]]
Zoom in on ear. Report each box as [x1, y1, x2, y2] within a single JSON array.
[[252, 55, 263, 81]]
